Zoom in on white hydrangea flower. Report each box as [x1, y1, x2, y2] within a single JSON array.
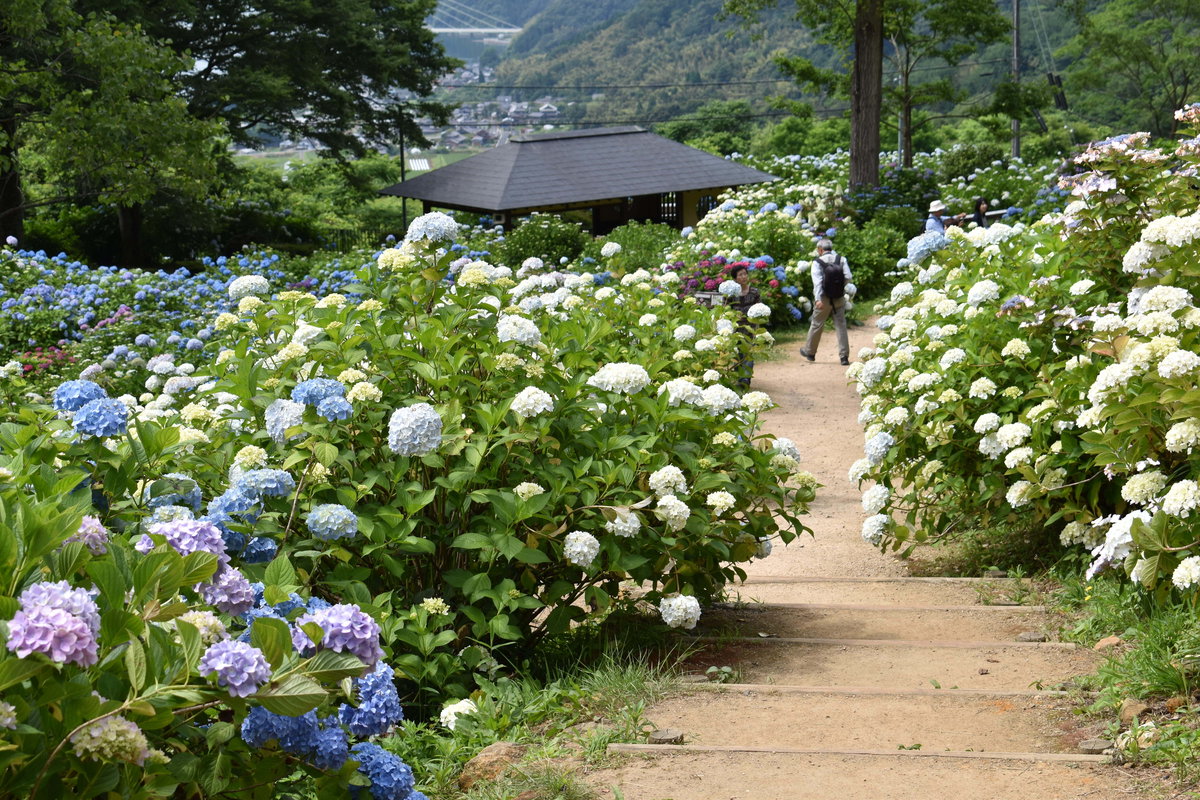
[[514, 482, 545, 501], [658, 378, 703, 407], [703, 369, 721, 383], [1003, 447, 1033, 469], [1121, 471, 1167, 505], [406, 211, 460, 243], [563, 530, 600, 566], [742, 391, 773, 413], [699, 384, 742, 415], [1163, 480, 1200, 518], [673, 324, 697, 342], [1158, 350, 1200, 379], [1087, 511, 1150, 579], [1087, 363, 1136, 405], [861, 484, 889, 514], [995, 422, 1032, 450], [600, 241, 622, 258], [1165, 419, 1200, 453], [588, 362, 651, 394], [747, 303, 771, 319], [649, 466, 688, 497], [973, 413, 1000, 434], [659, 595, 701, 629], [1172, 556, 1200, 590], [638, 313, 658, 326], [654, 495, 690, 531], [1069, 279, 1096, 295], [1006, 480, 1036, 507], [233, 445, 268, 470], [1001, 339, 1031, 358], [511, 386, 555, 418], [969, 377, 997, 399], [966, 279, 1000, 307], [978, 434, 1006, 459], [706, 491, 736, 515], [604, 509, 641, 538], [861, 514, 889, 545], [864, 431, 894, 466], [938, 348, 966, 370], [496, 314, 541, 347], [228, 275, 270, 300], [848, 458, 871, 483], [440, 698, 477, 730]]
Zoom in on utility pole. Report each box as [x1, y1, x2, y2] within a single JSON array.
[[399, 129, 408, 234], [1011, 0, 1021, 159]]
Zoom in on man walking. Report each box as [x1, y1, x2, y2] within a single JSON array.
[[799, 238, 852, 366]]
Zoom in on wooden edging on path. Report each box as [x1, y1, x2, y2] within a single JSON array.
[[725, 602, 1048, 612], [742, 576, 1033, 584], [689, 683, 1090, 698], [693, 635, 1076, 649], [606, 743, 1110, 763]]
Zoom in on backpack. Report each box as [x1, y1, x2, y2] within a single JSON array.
[[817, 253, 846, 300]]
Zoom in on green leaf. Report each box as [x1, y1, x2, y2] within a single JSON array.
[[264, 554, 298, 587], [205, 721, 236, 746], [300, 650, 367, 682], [255, 673, 326, 716], [451, 533, 493, 550], [125, 638, 147, 692], [314, 442, 338, 466], [250, 617, 293, 670], [0, 657, 44, 691]]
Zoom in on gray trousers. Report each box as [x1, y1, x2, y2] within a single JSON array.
[[804, 296, 849, 360]]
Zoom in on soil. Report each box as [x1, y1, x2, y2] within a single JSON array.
[[586, 324, 1163, 800]]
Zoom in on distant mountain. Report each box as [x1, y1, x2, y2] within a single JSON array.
[[491, 0, 825, 124]]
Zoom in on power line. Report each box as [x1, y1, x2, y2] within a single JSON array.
[[449, 60, 1012, 93], [441, 109, 849, 128]]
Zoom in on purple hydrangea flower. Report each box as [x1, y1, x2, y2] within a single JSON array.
[[66, 515, 109, 555], [73, 398, 129, 437], [7, 605, 98, 666], [137, 519, 229, 569], [199, 567, 255, 616], [53, 380, 107, 413], [339, 662, 403, 736], [18, 581, 100, 635], [293, 604, 382, 666], [198, 639, 272, 697]]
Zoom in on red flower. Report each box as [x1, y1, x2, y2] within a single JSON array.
[[704, 279, 719, 290], [769, 279, 780, 288]]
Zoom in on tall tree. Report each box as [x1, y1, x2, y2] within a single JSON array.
[[726, 0, 884, 188], [0, 1, 218, 256], [86, 0, 458, 155], [1061, 0, 1200, 138], [885, 1, 1009, 167]]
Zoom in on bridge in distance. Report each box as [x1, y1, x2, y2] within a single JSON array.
[[427, 0, 521, 34]]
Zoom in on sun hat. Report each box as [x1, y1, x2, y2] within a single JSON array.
[[928, 200, 947, 213]]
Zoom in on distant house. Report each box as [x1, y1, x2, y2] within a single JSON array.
[[379, 126, 777, 234]]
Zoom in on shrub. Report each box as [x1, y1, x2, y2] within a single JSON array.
[[830, 220, 906, 301], [500, 213, 590, 267]]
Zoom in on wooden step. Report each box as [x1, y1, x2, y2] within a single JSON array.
[[596, 751, 1120, 800], [701, 603, 1051, 642], [688, 639, 1096, 692], [638, 688, 1074, 754], [732, 577, 1035, 607]]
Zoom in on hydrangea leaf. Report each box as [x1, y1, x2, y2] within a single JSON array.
[[255, 674, 325, 716]]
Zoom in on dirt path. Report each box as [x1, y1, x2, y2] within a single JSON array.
[[591, 326, 1152, 800]]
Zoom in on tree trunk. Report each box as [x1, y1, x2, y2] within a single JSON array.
[[0, 114, 24, 243], [117, 203, 145, 268], [850, 0, 884, 188], [901, 97, 914, 169]]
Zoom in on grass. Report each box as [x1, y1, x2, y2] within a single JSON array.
[[385, 634, 684, 800]]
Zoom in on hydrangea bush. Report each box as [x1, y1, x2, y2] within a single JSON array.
[[849, 109, 1200, 596]]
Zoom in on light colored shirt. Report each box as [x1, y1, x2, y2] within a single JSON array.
[[925, 214, 946, 233], [810, 251, 852, 299]]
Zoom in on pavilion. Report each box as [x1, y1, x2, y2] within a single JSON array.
[[380, 126, 778, 234]]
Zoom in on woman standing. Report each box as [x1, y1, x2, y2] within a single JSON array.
[[727, 264, 761, 386]]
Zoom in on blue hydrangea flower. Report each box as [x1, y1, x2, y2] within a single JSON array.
[[198, 639, 271, 697], [351, 742, 416, 800], [292, 378, 346, 406], [317, 396, 353, 422], [243, 537, 278, 563], [339, 662, 404, 736], [53, 380, 107, 413], [241, 707, 319, 754], [387, 404, 442, 456], [906, 231, 947, 264], [72, 398, 128, 437], [307, 504, 358, 541], [236, 469, 296, 498], [265, 399, 306, 443], [312, 724, 349, 770]]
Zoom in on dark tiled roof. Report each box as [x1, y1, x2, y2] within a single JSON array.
[[380, 127, 777, 211]]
